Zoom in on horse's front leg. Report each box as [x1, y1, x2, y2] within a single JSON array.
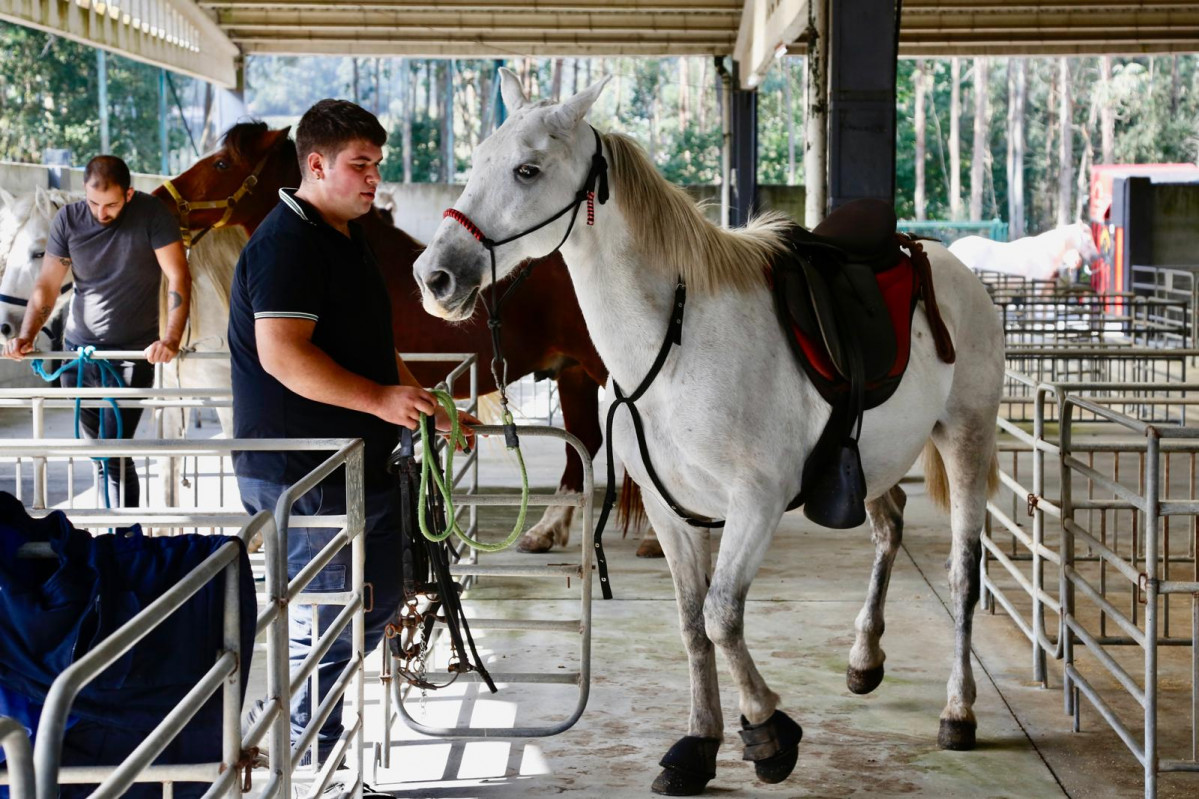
[[646, 502, 722, 797], [847, 485, 906, 694], [705, 493, 802, 785]]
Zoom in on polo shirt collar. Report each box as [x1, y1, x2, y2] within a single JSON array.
[[278, 188, 319, 226], [278, 188, 371, 250]]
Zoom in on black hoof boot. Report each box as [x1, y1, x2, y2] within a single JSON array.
[[651, 735, 721, 796], [846, 664, 885, 695], [938, 718, 977, 751], [739, 710, 803, 785]]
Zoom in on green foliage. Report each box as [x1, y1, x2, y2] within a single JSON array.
[[0, 21, 195, 174], [4, 25, 1198, 219]]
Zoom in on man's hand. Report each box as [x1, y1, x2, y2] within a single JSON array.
[[372, 385, 438, 430], [144, 339, 180, 364], [2, 337, 34, 360], [435, 407, 481, 451]]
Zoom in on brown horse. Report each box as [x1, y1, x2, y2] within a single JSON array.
[[153, 121, 654, 554]]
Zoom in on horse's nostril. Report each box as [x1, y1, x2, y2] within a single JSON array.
[[426, 270, 454, 301], [0, 323, 11, 339]]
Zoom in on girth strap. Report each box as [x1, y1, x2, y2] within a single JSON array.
[[592, 281, 723, 600]]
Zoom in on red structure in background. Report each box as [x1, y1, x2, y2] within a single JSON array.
[[1088, 164, 1199, 301]]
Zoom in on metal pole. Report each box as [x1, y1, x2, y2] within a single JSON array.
[[159, 70, 169, 175], [1143, 430, 1160, 798], [803, 0, 829, 227], [716, 57, 732, 229], [97, 50, 110, 153]]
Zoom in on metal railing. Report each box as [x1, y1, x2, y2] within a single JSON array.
[[390, 424, 595, 740], [1060, 396, 1199, 798], [0, 437, 367, 799]]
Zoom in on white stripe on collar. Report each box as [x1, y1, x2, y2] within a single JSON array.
[[278, 189, 314, 225]]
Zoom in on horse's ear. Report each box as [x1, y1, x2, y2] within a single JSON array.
[[549, 74, 611, 133], [33, 187, 52, 217], [0, 188, 14, 210], [498, 67, 528, 114]]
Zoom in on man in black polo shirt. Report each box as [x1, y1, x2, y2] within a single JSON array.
[[229, 99, 472, 767]]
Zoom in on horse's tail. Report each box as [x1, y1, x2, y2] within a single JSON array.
[[616, 473, 647, 539], [922, 439, 1000, 513]]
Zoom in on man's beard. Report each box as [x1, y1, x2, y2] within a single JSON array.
[[93, 203, 128, 227]]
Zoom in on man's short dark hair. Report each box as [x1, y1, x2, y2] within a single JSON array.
[[295, 99, 387, 175], [83, 155, 131, 192]]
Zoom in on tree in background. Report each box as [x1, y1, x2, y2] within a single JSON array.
[[0, 21, 195, 173]]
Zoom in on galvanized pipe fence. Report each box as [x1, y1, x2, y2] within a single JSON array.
[[0, 438, 367, 799], [981, 270, 1197, 797]]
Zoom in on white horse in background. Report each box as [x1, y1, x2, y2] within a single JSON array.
[[0, 188, 81, 349], [414, 72, 1005, 794], [949, 221, 1100, 283]]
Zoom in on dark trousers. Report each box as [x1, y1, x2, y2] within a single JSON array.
[[58, 343, 154, 507], [236, 473, 404, 763]]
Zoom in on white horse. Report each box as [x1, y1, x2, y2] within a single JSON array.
[[0, 188, 81, 349], [949, 222, 1100, 283], [413, 72, 1005, 795]]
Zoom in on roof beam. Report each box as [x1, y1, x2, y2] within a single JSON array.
[[734, 0, 810, 89], [201, 0, 741, 10], [214, 10, 738, 33], [233, 38, 735, 57], [0, 0, 240, 86]]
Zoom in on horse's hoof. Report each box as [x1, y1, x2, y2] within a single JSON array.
[[652, 736, 720, 796], [515, 531, 553, 553], [846, 664, 884, 695], [740, 710, 803, 784], [937, 718, 977, 751], [651, 768, 710, 796], [636, 537, 665, 558]]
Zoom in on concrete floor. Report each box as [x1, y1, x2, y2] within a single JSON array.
[[2, 408, 1194, 798], [361, 433, 1196, 799]]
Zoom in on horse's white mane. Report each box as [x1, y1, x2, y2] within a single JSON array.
[[603, 133, 792, 294]]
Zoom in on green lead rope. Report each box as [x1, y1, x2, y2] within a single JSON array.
[[417, 388, 530, 552]]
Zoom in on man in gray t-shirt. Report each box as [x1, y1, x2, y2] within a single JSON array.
[[3, 155, 190, 506]]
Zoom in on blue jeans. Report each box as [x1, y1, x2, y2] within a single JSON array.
[[236, 473, 404, 763]]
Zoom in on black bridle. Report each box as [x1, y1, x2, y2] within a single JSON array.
[[442, 126, 609, 429]]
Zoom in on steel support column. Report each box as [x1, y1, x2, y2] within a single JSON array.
[[728, 60, 758, 228], [827, 0, 900, 210]]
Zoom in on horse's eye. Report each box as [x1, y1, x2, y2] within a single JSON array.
[[215, 159, 229, 170], [514, 164, 540, 181], [31, 251, 44, 260]]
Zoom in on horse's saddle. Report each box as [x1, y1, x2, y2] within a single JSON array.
[[771, 199, 953, 530]]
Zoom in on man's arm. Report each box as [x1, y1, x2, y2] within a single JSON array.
[[2, 255, 70, 359], [144, 240, 190, 364], [257, 317, 437, 429]]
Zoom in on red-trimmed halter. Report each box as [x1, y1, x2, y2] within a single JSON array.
[[438, 125, 609, 404]]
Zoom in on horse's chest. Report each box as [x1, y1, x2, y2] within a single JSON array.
[[608, 393, 729, 518]]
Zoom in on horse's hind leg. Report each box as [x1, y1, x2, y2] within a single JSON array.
[[647, 504, 723, 796], [929, 421, 995, 751], [847, 485, 906, 695]]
